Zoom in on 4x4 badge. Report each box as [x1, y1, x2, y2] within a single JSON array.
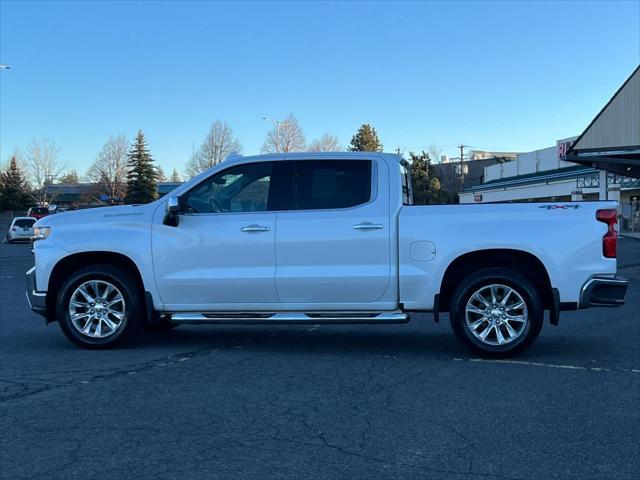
[[538, 205, 582, 210]]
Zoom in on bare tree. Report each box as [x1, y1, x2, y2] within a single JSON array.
[[428, 143, 443, 164], [86, 135, 129, 204], [308, 133, 341, 152], [186, 121, 242, 178], [24, 139, 65, 204], [261, 114, 306, 153], [156, 165, 167, 182]]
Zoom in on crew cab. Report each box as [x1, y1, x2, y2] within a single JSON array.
[[26, 153, 628, 356]]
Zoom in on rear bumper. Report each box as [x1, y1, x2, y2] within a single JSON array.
[[8, 234, 32, 241], [579, 275, 628, 308], [25, 266, 47, 316]]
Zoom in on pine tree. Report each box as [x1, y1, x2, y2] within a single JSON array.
[[58, 170, 80, 184], [124, 131, 158, 204], [0, 156, 31, 211], [170, 168, 181, 182], [408, 151, 445, 205], [348, 124, 383, 152]]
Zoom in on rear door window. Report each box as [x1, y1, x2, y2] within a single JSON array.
[[292, 160, 371, 210]]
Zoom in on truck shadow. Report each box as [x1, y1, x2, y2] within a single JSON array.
[[137, 322, 591, 361], [140, 323, 464, 358]]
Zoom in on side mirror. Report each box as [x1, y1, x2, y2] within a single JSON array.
[[163, 196, 181, 227], [166, 196, 180, 213]]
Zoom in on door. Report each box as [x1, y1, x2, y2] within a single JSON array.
[[275, 159, 391, 305], [153, 161, 280, 310]]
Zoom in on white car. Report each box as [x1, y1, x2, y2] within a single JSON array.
[[7, 217, 36, 243], [26, 153, 628, 356]]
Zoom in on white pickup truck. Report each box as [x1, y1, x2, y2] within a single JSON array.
[[26, 153, 628, 356]]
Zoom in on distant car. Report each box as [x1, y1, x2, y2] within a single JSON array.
[[27, 206, 49, 220], [7, 217, 37, 243], [50, 207, 70, 214]]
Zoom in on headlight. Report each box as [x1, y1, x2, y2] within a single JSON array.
[[33, 226, 50, 241]]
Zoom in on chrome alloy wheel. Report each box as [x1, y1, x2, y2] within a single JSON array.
[[465, 284, 528, 346], [68, 280, 126, 338]]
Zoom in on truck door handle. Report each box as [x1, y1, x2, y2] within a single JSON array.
[[353, 222, 384, 230], [241, 224, 270, 233]]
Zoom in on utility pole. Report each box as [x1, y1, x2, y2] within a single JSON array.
[[458, 144, 468, 188]]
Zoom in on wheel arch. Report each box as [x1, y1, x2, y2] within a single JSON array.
[[438, 249, 553, 312], [46, 251, 148, 322]]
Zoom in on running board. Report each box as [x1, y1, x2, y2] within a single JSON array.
[[169, 311, 408, 325]]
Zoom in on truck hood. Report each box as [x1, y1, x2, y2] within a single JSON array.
[[35, 204, 156, 228]]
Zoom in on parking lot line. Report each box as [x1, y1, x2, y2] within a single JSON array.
[[453, 357, 640, 374]]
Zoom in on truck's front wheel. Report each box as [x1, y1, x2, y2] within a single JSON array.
[[56, 265, 143, 349], [449, 268, 543, 357]]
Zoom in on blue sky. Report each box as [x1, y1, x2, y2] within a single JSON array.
[[1, 0, 639, 176]]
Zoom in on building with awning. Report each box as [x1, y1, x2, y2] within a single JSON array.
[[563, 65, 639, 178], [459, 138, 640, 232], [459, 66, 640, 233]]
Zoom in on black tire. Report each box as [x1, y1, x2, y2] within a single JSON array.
[[449, 267, 543, 358], [56, 264, 143, 349]]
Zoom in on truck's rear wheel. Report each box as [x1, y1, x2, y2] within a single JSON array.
[[449, 268, 543, 357], [56, 264, 143, 349]]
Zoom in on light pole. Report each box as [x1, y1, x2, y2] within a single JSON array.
[[261, 116, 289, 153]]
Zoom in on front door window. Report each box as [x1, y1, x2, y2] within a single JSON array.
[[183, 162, 273, 214]]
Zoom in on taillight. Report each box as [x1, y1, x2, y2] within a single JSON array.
[[596, 209, 618, 258]]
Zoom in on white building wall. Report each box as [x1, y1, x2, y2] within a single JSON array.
[[459, 178, 577, 204], [502, 161, 518, 177], [484, 163, 501, 182], [536, 146, 561, 172], [483, 137, 578, 184], [484, 165, 501, 182]]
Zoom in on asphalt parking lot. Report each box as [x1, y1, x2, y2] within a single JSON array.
[[0, 236, 638, 480]]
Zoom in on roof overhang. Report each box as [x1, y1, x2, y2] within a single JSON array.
[[564, 65, 640, 178], [564, 151, 640, 177]]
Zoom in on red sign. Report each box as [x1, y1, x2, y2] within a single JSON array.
[[557, 141, 572, 159]]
